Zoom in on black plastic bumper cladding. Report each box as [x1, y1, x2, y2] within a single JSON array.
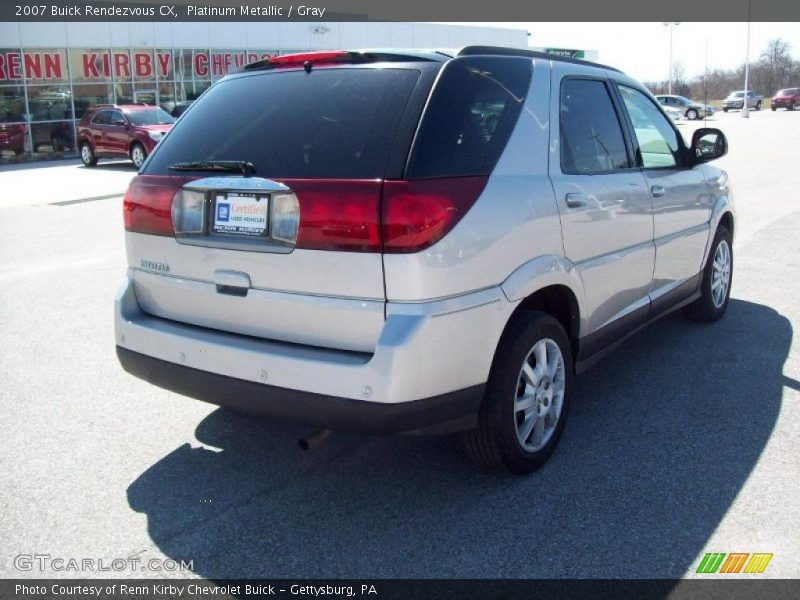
[[116, 347, 484, 435]]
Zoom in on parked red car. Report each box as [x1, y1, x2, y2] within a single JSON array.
[[77, 104, 175, 168], [0, 119, 26, 156], [771, 88, 799, 111]]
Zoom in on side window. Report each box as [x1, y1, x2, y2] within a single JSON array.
[[92, 110, 110, 125], [559, 78, 630, 174], [618, 85, 680, 169], [108, 110, 125, 125], [406, 56, 532, 179]]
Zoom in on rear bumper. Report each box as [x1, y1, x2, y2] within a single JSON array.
[[117, 346, 483, 435], [115, 275, 513, 434]]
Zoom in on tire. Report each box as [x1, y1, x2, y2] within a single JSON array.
[[464, 311, 573, 474], [80, 142, 97, 166], [683, 226, 733, 322], [686, 108, 698, 120], [130, 143, 147, 169], [771, 106, 776, 111], [791, 101, 796, 111], [755, 101, 761, 111], [723, 107, 729, 113]]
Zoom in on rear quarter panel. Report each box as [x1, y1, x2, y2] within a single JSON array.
[[382, 59, 563, 301]]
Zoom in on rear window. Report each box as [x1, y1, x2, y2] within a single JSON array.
[[405, 56, 532, 179], [144, 68, 420, 179]]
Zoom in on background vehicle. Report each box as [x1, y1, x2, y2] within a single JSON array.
[[722, 90, 762, 111], [662, 105, 684, 122], [115, 48, 733, 474], [32, 122, 74, 152], [655, 94, 714, 119], [171, 101, 194, 118], [0, 119, 25, 156], [77, 104, 175, 168], [771, 88, 799, 111]]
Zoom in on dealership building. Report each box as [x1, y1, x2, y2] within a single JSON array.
[[1, 22, 589, 163]]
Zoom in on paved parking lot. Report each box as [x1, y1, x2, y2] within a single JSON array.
[[1, 108, 799, 580]]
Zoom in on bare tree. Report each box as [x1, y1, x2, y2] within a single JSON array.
[[752, 39, 794, 94], [671, 62, 692, 97], [682, 38, 798, 101]]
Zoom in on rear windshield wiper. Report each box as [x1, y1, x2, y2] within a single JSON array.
[[169, 160, 255, 177]]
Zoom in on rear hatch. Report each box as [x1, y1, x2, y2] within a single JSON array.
[[123, 51, 529, 354], [124, 54, 439, 353]]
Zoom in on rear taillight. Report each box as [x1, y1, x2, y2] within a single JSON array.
[[283, 180, 383, 252], [382, 177, 488, 253], [123, 175, 189, 236], [123, 175, 487, 253]]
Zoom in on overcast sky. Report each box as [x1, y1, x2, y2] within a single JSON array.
[[450, 22, 800, 83]]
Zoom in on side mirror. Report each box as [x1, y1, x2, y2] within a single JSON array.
[[691, 128, 727, 163]]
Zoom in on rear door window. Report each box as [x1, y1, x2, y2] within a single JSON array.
[[405, 56, 532, 179], [559, 78, 630, 173], [144, 67, 421, 179]]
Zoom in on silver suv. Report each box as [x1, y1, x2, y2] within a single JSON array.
[[115, 47, 734, 474]]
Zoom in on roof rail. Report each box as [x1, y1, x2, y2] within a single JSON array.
[[456, 46, 622, 73]]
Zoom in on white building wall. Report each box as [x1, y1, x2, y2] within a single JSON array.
[[8, 21, 528, 51]]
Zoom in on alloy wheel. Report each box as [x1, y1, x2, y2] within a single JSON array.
[[514, 338, 565, 452], [711, 240, 731, 308], [81, 144, 92, 164], [131, 145, 145, 168]]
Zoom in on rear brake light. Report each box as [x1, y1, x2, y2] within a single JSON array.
[[268, 51, 349, 67], [123, 175, 190, 236], [381, 177, 488, 253]]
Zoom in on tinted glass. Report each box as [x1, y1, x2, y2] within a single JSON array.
[[560, 78, 629, 173], [108, 110, 125, 125], [127, 107, 174, 126], [618, 85, 680, 168], [92, 110, 111, 125], [145, 68, 420, 179], [406, 56, 531, 179]]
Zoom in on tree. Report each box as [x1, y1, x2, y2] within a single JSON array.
[[671, 62, 691, 97], [752, 38, 794, 94]]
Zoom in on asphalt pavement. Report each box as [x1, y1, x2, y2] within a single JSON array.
[[0, 108, 798, 580]]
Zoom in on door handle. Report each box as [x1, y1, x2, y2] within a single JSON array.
[[565, 192, 586, 208], [650, 185, 666, 198]]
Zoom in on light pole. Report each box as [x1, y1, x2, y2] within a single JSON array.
[[742, 0, 752, 118], [662, 22, 680, 95]]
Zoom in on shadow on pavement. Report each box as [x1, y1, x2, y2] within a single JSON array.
[[127, 299, 791, 578]]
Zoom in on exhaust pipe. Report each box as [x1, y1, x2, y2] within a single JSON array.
[[298, 429, 331, 451]]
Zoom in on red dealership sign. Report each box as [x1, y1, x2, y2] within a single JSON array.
[[0, 50, 274, 81]]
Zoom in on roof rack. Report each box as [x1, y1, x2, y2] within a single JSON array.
[[456, 46, 622, 74]]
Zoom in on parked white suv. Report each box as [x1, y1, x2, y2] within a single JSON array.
[[115, 47, 734, 474]]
